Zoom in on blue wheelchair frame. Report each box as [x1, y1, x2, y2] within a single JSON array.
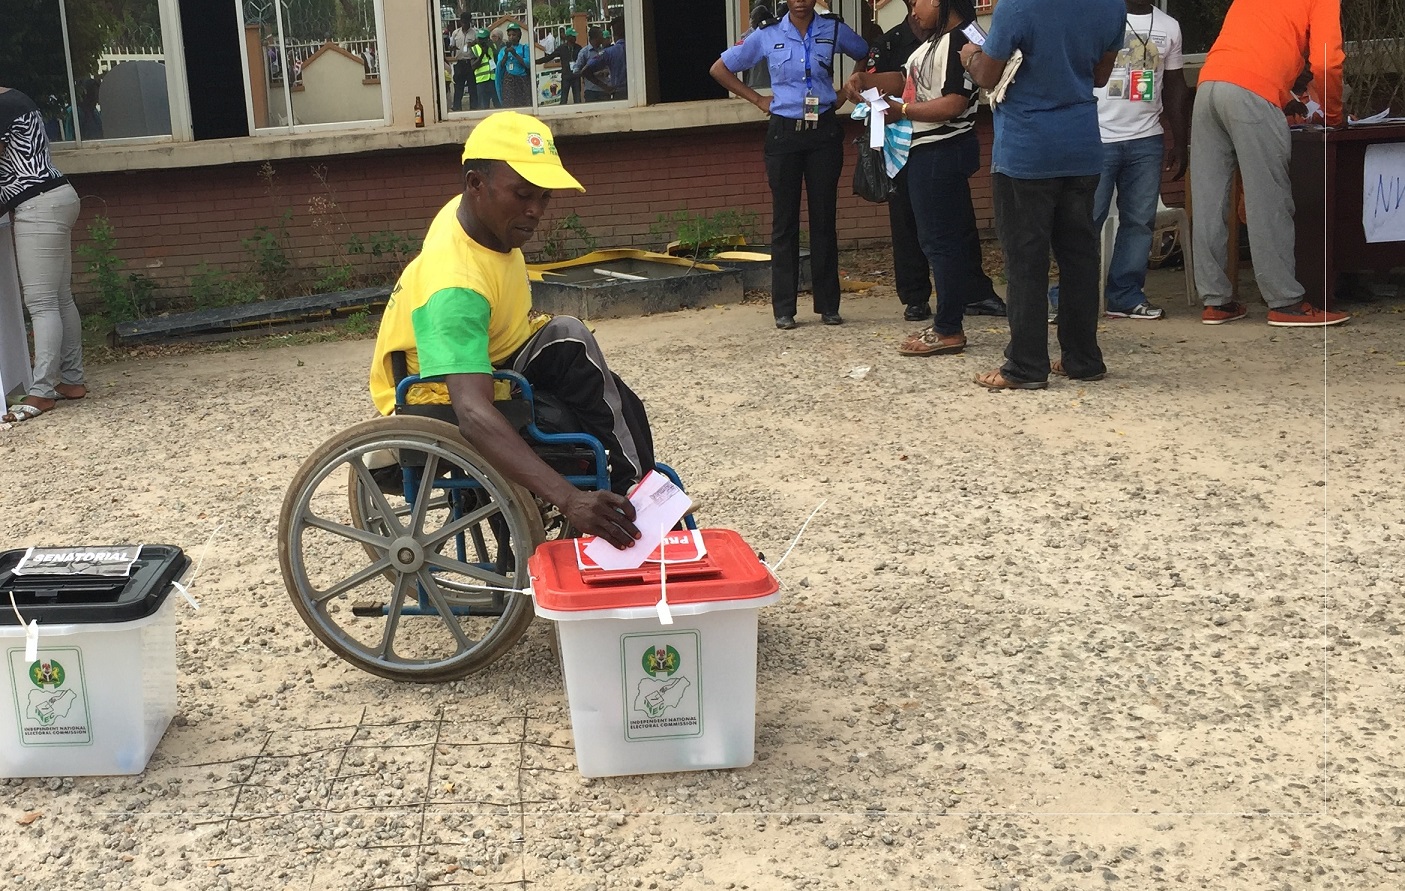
[[380, 370, 693, 619]]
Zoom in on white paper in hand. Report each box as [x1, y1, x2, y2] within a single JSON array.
[[582, 471, 694, 571], [861, 87, 889, 149]]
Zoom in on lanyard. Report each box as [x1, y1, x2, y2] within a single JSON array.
[[1127, 10, 1155, 55], [802, 21, 815, 93]]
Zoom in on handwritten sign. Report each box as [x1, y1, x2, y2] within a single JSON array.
[[1363, 143, 1405, 243]]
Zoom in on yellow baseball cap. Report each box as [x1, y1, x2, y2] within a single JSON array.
[[460, 111, 585, 192]]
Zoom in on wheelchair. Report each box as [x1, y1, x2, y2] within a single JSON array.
[[277, 365, 693, 683]]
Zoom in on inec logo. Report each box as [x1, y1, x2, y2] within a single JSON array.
[[641, 645, 680, 677], [29, 659, 66, 689]]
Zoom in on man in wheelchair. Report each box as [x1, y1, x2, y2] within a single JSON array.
[[369, 111, 651, 550]]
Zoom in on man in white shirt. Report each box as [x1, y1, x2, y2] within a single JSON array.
[[449, 13, 476, 112], [1059, 0, 1190, 320]]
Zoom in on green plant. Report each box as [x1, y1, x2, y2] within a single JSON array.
[[651, 208, 760, 257], [343, 309, 374, 336], [315, 262, 356, 293], [535, 213, 597, 263], [190, 264, 261, 309], [76, 215, 157, 322], [347, 229, 422, 284], [241, 209, 297, 299]]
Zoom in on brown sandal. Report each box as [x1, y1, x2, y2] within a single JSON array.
[[1050, 359, 1106, 381], [973, 369, 1047, 390], [897, 328, 966, 356]]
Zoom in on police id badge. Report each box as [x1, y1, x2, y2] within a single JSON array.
[[804, 93, 819, 122], [1129, 68, 1155, 102]]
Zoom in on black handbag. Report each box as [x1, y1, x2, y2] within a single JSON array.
[[852, 137, 893, 203]]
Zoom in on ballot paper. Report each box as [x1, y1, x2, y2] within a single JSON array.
[[581, 471, 694, 571], [860, 87, 890, 149]]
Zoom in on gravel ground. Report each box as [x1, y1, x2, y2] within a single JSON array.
[[1, 267, 1403, 891]]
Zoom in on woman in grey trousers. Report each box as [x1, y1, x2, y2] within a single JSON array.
[[1, 86, 85, 423]]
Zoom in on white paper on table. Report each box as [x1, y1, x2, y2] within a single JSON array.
[[581, 470, 694, 571], [861, 87, 889, 149], [1363, 143, 1405, 244], [1355, 108, 1390, 125]]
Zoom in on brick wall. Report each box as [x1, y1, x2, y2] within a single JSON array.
[[66, 108, 1185, 313]]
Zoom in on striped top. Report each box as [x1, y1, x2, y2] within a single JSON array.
[[0, 89, 66, 215], [903, 30, 977, 148]]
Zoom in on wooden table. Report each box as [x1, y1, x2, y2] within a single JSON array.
[[1290, 124, 1405, 308]]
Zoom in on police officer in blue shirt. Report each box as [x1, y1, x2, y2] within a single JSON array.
[[711, 0, 868, 329]]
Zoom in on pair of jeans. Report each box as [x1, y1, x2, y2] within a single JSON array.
[[764, 114, 843, 318], [452, 61, 472, 111], [886, 167, 932, 310], [1094, 133, 1164, 313], [905, 133, 1001, 337], [12, 183, 84, 401], [992, 173, 1105, 383]]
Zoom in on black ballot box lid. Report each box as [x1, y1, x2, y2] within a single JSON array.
[[0, 545, 190, 625]]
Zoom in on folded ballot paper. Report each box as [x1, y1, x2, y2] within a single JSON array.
[[580, 470, 694, 571]]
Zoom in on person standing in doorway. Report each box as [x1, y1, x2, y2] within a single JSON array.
[[1190, 0, 1348, 326], [711, 0, 869, 330], [960, 0, 1124, 389], [0, 87, 86, 424], [574, 27, 611, 103]]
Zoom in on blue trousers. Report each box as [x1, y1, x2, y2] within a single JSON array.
[[1094, 134, 1164, 312]]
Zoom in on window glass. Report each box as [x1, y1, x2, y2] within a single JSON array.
[[437, 0, 630, 117], [244, 0, 384, 130], [0, 0, 171, 143]]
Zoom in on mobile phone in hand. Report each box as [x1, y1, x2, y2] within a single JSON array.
[[961, 21, 987, 47]]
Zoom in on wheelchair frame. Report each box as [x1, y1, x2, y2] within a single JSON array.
[[277, 369, 691, 682]]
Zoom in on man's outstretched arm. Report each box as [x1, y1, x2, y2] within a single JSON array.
[[446, 373, 641, 548]]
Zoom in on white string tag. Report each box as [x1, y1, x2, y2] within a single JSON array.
[[8, 590, 37, 661], [655, 523, 673, 625], [770, 499, 826, 572], [171, 581, 199, 610]]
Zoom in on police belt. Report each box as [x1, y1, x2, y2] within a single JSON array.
[[771, 108, 836, 131]]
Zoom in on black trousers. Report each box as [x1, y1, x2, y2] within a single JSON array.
[[887, 166, 932, 309], [992, 173, 1105, 383], [507, 316, 655, 494], [452, 61, 472, 111], [764, 113, 843, 318]]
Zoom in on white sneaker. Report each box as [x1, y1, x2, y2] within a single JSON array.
[[1105, 302, 1164, 320]]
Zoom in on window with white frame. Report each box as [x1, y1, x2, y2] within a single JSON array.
[[435, 0, 632, 116], [241, 0, 387, 131], [0, 0, 176, 144]]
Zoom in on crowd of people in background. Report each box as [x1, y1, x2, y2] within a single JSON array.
[[441, 11, 627, 111], [714, 0, 1350, 391]]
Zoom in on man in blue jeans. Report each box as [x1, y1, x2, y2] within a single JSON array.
[[961, 0, 1124, 389], [1052, 0, 1190, 321]]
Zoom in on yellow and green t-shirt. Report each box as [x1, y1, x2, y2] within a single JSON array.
[[369, 197, 544, 415]]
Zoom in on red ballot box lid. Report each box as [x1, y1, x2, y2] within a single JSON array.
[[529, 528, 778, 613]]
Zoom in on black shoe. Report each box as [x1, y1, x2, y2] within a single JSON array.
[[775, 315, 797, 330], [965, 297, 1008, 317], [821, 313, 844, 326], [903, 303, 932, 322]]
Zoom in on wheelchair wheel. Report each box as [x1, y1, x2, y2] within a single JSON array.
[[279, 416, 544, 682]]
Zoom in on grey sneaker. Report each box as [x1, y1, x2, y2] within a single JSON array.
[[1105, 302, 1164, 320]]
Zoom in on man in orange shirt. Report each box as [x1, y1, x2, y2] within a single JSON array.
[[1190, 0, 1349, 327]]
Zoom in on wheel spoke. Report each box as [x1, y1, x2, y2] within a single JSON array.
[[419, 498, 502, 551], [350, 458, 406, 536], [303, 511, 396, 550], [416, 569, 479, 652], [312, 557, 395, 603], [407, 454, 440, 535], [422, 550, 517, 590], [378, 571, 412, 659]]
